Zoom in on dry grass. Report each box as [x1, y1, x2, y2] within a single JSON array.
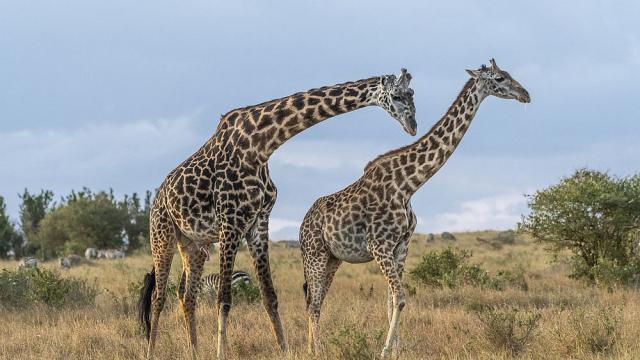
[[1, 231, 640, 359]]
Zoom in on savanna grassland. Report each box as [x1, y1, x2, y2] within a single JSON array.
[[1, 231, 640, 360]]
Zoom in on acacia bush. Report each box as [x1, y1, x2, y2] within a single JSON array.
[[520, 169, 640, 285]]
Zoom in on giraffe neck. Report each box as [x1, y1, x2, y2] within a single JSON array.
[[368, 78, 486, 197], [214, 76, 386, 161]]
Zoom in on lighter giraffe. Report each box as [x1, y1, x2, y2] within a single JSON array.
[[299, 59, 530, 358], [138, 69, 417, 359]]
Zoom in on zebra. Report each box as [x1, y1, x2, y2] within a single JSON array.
[[85, 248, 98, 260], [17, 256, 38, 269], [200, 270, 252, 295], [97, 249, 125, 259]]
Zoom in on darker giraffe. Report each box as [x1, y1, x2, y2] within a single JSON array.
[[300, 59, 530, 358], [138, 69, 416, 359]]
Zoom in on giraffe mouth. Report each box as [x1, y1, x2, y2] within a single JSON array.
[[516, 88, 531, 103], [401, 116, 417, 136], [405, 125, 417, 136]]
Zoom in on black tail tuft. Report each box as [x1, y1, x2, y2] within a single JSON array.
[[302, 282, 309, 308], [138, 268, 156, 340]]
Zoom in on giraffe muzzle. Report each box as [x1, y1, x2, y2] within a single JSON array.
[[402, 115, 417, 136]]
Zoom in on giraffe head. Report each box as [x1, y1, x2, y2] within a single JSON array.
[[466, 59, 531, 103], [377, 68, 417, 136]]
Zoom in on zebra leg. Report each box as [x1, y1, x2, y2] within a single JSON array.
[[246, 215, 288, 353], [147, 209, 178, 359], [177, 241, 207, 359]]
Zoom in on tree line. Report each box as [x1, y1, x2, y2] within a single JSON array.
[[0, 188, 152, 259], [1, 168, 639, 287]]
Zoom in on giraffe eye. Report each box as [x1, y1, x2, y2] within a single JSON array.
[[495, 77, 505, 82]]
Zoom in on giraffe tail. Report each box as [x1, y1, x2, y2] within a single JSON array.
[[138, 267, 155, 340], [302, 281, 309, 309]]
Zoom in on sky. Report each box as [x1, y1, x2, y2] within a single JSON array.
[[1, 1, 639, 239]]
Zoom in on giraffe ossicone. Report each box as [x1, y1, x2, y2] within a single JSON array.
[[137, 68, 417, 360], [299, 59, 530, 359]]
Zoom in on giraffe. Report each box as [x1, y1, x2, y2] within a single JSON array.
[[137, 69, 417, 359], [299, 59, 530, 358]]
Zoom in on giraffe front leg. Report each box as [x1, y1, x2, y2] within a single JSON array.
[[390, 240, 409, 359], [372, 248, 406, 360], [246, 214, 288, 353], [216, 223, 242, 360]]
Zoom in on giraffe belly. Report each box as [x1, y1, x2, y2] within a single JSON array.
[[179, 218, 221, 248], [326, 231, 374, 264]]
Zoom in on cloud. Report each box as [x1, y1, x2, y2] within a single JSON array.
[[0, 115, 206, 218], [419, 193, 527, 233], [271, 139, 382, 171], [269, 218, 300, 234]]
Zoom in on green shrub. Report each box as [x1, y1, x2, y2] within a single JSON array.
[[232, 281, 261, 304], [410, 247, 468, 288], [0, 267, 97, 309], [410, 248, 493, 289], [476, 307, 541, 356], [199, 280, 261, 305], [410, 248, 529, 291], [328, 324, 380, 360]]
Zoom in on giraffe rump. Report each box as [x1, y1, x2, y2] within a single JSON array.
[[138, 268, 155, 340]]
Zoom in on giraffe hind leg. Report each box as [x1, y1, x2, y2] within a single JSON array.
[[177, 241, 207, 360], [302, 245, 339, 354], [216, 226, 243, 360], [146, 224, 177, 359], [247, 218, 288, 354]]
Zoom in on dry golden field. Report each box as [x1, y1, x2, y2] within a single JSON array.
[[2, 231, 640, 360]]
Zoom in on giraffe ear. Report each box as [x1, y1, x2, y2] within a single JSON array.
[[466, 69, 481, 78]]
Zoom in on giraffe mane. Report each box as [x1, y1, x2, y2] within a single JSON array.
[[220, 76, 383, 118], [363, 78, 477, 173]]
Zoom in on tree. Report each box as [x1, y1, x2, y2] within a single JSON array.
[[36, 190, 129, 258], [120, 190, 152, 251], [19, 189, 54, 255], [0, 196, 23, 258], [519, 169, 640, 283]]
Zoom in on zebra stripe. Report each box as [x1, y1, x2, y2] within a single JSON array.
[[201, 270, 252, 294], [17, 256, 38, 269]]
